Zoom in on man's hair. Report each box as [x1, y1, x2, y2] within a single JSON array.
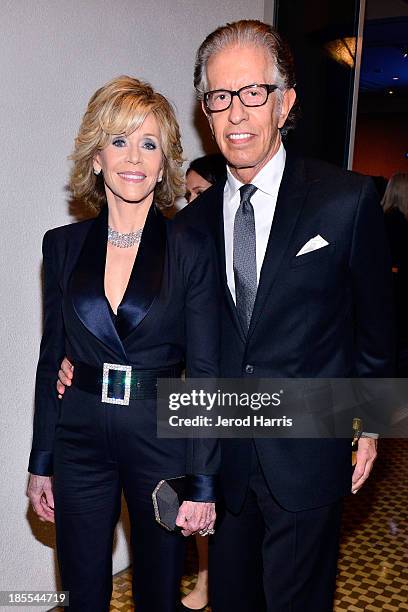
[[194, 20, 298, 136], [69, 75, 184, 212], [382, 173, 408, 220]]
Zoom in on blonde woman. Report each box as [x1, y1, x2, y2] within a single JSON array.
[[27, 76, 219, 612]]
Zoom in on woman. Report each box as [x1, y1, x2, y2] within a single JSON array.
[[382, 173, 408, 375], [185, 154, 226, 204], [27, 76, 219, 612]]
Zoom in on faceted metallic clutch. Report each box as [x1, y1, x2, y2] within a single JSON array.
[[152, 476, 186, 532]]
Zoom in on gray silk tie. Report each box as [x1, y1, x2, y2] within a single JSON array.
[[233, 184, 258, 333]]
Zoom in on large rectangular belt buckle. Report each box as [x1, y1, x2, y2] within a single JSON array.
[[102, 363, 132, 405]]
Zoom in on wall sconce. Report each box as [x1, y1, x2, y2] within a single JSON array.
[[325, 37, 356, 68]]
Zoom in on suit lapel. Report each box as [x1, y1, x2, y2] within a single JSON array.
[[70, 205, 127, 360], [70, 203, 166, 358], [116, 204, 166, 340], [247, 155, 311, 341]]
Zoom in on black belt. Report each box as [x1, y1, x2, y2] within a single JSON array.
[[72, 361, 183, 405]]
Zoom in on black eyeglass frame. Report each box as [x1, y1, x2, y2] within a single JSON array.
[[204, 83, 280, 113]]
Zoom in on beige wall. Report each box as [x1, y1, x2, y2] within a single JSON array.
[[0, 1, 274, 608]]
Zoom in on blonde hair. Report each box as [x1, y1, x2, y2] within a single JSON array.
[[194, 20, 298, 136], [69, 76, 184, 211], [382, 173, 408, 220]]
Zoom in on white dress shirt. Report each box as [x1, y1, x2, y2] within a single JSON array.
[[223, 143, 286, 302]]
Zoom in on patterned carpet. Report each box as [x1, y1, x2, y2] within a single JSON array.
[[333, 439, 408, 612], [109, 439, 408, 611]]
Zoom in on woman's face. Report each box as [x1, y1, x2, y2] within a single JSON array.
[[185, 169, 212, 203], [93, 113, 164, 208]]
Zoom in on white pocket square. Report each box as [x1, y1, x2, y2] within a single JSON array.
[[296, 235, 329, 256]]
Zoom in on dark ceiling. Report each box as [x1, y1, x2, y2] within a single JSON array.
[[360, 17, 408, 94]]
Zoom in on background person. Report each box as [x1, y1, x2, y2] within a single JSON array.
[[185, 153, 226, 203], [382, 173, 408, 375], [27, 76, 219, 612]]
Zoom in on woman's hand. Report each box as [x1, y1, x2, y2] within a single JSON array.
[[56, 357, 74, 398], [175, 501, 216, 537], [27, 474, 55, 523]]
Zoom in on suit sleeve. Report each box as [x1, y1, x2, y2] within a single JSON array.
[[28, 231, 66, 476], [183, 230, 221, 501], [349, 178, 395, 376]]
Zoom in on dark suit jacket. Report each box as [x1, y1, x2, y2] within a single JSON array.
[[29, 204, 220, 500], [176, 153, 395, 512]]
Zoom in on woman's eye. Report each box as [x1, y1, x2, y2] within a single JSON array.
[[112, 138, 126, 147], [143, 140, 157, 150]]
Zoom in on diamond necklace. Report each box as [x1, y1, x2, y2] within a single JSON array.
[[108, 226, 143, 248]]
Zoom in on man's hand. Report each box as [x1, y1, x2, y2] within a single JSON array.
[[175, 501, 216, 537], [56, 357, 74, 398], [351, 437, 377, 494], [27, 474, 55, 523]]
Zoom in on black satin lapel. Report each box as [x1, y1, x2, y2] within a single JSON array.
[[210, 182, 246, 344], [70, 206, 127, 360], [248, 156, 310, 341], [116, 204, 166, 340]]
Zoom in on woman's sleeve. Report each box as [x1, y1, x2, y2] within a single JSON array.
[[28, 230, 66, 476], [183, 229, 221, 501]]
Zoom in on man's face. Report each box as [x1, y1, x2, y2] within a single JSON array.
[[203, 44, 296, 183]]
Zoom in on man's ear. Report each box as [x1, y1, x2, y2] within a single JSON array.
[[278, 88, 296, 129], [201, 100, 214, 134]]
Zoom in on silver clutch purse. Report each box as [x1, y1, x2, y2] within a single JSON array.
[[152, 476, 186, 532]]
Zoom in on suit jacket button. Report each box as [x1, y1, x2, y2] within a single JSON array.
[[245, 364, 254, 374]]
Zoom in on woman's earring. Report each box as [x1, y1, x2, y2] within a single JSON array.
[[93, 168, 101, 176]]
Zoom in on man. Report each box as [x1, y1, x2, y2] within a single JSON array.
[[55, 20, 393, 612], [176, 19, 394, 612]]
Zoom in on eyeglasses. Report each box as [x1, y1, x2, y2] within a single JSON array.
[[204, 83, 279, 113]]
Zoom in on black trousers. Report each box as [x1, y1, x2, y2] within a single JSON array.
[[53, 386, 186, 612], [209, 444, 343, 612]]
